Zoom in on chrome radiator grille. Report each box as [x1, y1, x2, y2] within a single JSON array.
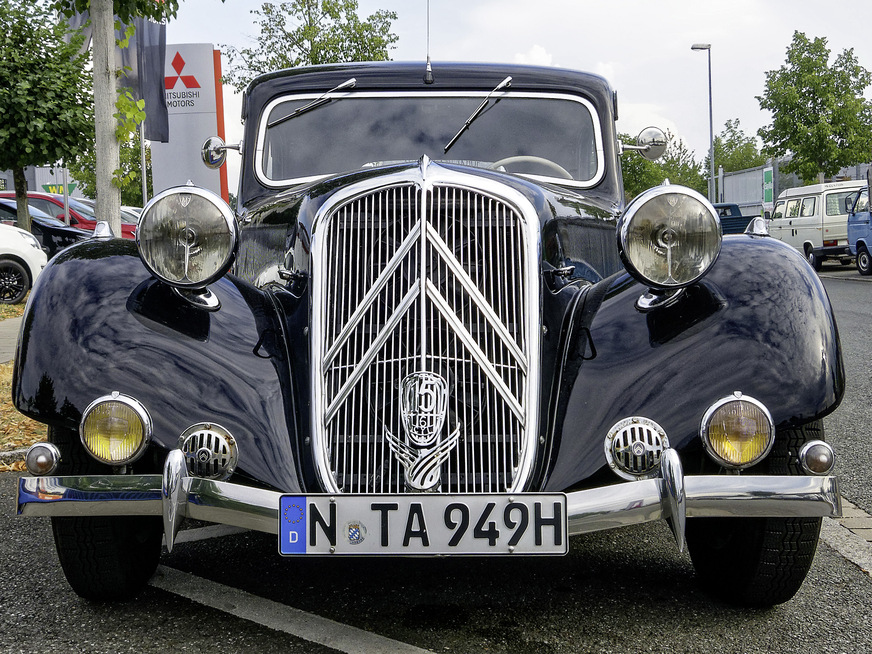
[[313, 172, 539, 494]]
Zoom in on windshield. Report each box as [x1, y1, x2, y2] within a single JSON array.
[[256, 92, 603, 188]]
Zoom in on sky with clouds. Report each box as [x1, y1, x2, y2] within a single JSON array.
[[166, 0, 872, 189]]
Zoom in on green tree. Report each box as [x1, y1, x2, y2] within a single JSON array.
[[757, 31, 872, 183], [67, 131, 152, 206], [54, 0, 194, 236], [223, 0, 398, 92], [619, 132, 706, 201], [708, 118, 766, 173], [0, 0, 93, 233]]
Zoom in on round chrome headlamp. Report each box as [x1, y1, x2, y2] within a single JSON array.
[[700, 392, 774, 469], [137, 186, 237, 288], [618, 184, 721, 289], [80, 392, 151, 465]]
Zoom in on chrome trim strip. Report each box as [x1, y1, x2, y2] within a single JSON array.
[[426, 278, 524, 423], [18, 474, 841, 544], [425, 222, 526, 369], [323, 283, 421, 424], [255, 91, 605, 190]]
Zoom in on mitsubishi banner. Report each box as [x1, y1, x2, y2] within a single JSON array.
[[151, 43, 228, 201]]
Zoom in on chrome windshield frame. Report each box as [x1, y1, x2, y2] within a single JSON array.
[[254, 90, 606, 190]]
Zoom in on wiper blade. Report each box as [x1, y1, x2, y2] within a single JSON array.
[[444, 76, 512, 154], [267, 77, 357, 128]]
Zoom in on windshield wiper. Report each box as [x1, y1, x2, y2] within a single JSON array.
[[443, 76, 512, 154], [267, 77, 357, 128]]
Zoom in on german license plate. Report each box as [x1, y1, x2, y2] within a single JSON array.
[[278, 494, 567, 555]]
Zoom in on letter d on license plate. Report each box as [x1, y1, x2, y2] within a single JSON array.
[[279, 494, 567, 555]]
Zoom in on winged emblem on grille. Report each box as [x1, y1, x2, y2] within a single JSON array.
[[385, 371, 460, 490]]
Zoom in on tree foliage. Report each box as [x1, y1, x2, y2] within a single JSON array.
[[223, 0, 398, 92], [708, 118, 766, 173], [54, 0, 179, 23], [619, 132, 706, 201], [0, 0, 93, 232], [67, 131, 152, 206], [757, 31, 872, 183]]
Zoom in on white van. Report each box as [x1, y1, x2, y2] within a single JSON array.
[[769, 180, 866, 270]]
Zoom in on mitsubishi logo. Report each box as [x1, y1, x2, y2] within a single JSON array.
[[165, 52, 201, 90], [385, 372, 460, 491]]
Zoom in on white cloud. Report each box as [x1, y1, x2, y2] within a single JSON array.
[[513, 45, 554, 67]]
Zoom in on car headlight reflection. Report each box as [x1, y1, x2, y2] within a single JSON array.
[[137, 186, 237, 288], [618, 184, 721, 289]]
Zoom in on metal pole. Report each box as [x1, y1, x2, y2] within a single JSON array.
[[692, 44, 715, 204], [706, 48, 715, 203], [140, 121, 148, 205]]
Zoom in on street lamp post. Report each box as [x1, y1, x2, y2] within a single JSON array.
[[692, 43, 715, 204]]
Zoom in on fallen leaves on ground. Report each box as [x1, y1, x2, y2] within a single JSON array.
[[0, 300, 27, 322], [1, 361, 44, 463]]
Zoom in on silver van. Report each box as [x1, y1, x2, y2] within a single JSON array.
[[769, 180, 866, 270]]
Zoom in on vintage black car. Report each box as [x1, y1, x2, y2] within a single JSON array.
[[14, 62, 843, 607]]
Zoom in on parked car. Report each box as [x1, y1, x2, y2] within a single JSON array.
[[847, 185, 871, 275], [713, 202, 756, 234], [0, 191, 137, 239], [76, 197, 142, 225], [14, 62, 843, 608], [0, 199, 91, 258], [768, 180, 864, 270], [0, 223, 47, 303]]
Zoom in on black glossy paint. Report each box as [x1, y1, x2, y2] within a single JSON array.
[[13, 239, 305, 492], [545, 235, 844, 491]]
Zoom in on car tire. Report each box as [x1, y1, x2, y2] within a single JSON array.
[[48, 426, 162, 601], [0, 258, 30, 304], [686, 420, 824, 607], [857, 246, 871, 276], [805, 247, 823, 271]]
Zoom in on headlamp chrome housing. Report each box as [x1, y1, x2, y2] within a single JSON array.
[[137, 185, 238, 289], [700, 392, 775, 470], [80, 392, 152, 465], [618, 183, 721, 290]]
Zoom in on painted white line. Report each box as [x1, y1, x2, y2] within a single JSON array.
[[149, 565, 433, 654], [821, 517, 872, 579]]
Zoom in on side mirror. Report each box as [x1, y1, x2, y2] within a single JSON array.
[[621, 127, 668, 161], [844, 192, 858, 213], [201, 136, 241, 170]]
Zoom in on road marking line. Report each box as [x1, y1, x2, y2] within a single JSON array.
[[149, 565, 432, 654], [821, 518, 872, 579]]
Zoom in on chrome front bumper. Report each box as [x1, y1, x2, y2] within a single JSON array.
[[17, 449, 842, 552]]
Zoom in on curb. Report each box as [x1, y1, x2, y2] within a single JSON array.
[[0, 448, 26, 465]]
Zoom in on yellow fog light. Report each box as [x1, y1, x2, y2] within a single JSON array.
[[80, 393, 152, 465], [700, 393, 774, 469]]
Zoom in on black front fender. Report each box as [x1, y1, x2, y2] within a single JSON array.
[[13, 239, 304, 492], [546, 235, 845, 490]]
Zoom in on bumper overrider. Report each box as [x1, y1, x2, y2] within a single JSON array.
[[17, 447, 841, 554]]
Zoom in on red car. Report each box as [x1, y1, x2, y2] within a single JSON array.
[[0, 192, 137, 239]]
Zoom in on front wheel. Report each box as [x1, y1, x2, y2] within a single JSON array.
[[686, 421, 824, 606], [805, 247, 823, 271], [48, 426, 162, 601], [0, 258, 30, 304], [857, 245, 871, 276]]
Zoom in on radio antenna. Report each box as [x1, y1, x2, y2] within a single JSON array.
[[423, 0, 434, 84]]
